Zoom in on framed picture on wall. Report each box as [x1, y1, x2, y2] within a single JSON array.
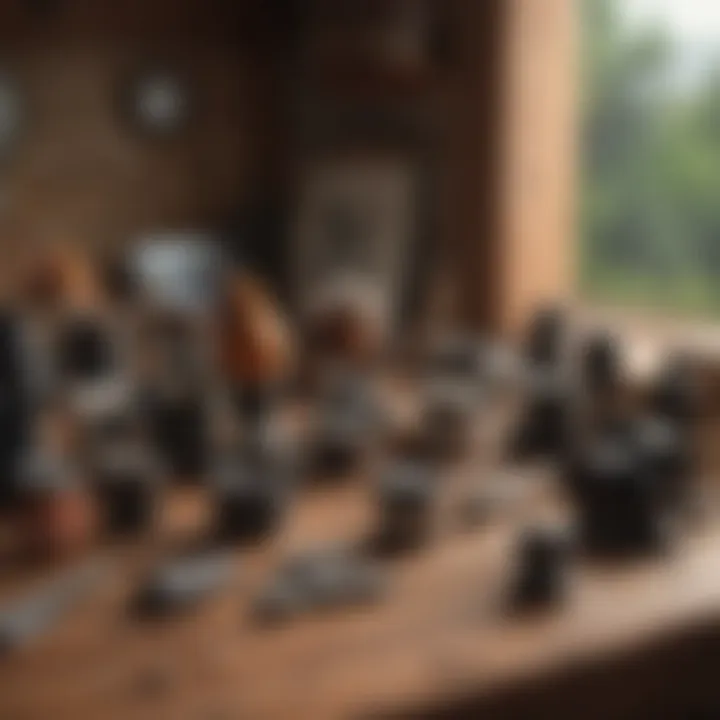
[[292, 155, 419, 338], [120, 66, 194, 137]]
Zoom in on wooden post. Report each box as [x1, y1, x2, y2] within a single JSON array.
[[496, 0, 578, 337], [442, 0, 577, 338]]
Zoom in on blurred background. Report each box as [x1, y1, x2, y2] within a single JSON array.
[[0, 2, 719, 719], [582, 0, 720, 318], [0, 0, 575, 342]]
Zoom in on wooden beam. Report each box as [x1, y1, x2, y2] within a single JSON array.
[[443, 0, 577, 338], [496, 0, 578, 337]]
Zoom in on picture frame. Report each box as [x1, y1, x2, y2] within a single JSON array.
[[292, 155, 419, 337]]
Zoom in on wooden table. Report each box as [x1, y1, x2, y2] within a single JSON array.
[[1, 405, 719, 719]]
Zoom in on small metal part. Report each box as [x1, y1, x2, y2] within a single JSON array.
[[94, 442, 162, 536], [142, 390, 209, 480], [523, 306, 566, 368], [310, 370, 380, 476], [509, 526, 572, 610], [633, 416, 691, 510], [650, 356, 699, 425], [418, 378, 477, 461], [581, 330, 621, 397], [569, 434, 674, 557], [311, 407, 374, 476], [56, 315, 117, 384], [508, 369, 571, 461], [0, 559, 108, 655], [255, 549, 384, 623], [254, 577, 308, 623], [211, 446, 291, 544], [133, 551, 234, 618], [373, 460, 435, 555]]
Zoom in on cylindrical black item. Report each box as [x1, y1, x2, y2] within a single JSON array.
[[94, 448, 158, 536], [511, 527, 570, 608], [215, 486, 281, 543], [212, 448, 288, 544], [650, 358, 698, 425], [570, 437, 669, 556], [311, 372, 378, 476], [98, 481, 153, 536], [524, 307, 565, 367], [510, 373, 571, 461], [232, 385, 274, 428], [56, 318, 115, 382], [0, 311, 31, 511], [375, 462, 434, 554], [632, 417, 692, 511], [143, 393, 208, 480], [581, 331, 621, 397]]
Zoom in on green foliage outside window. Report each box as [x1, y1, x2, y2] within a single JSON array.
[[581, 0, 720, 316]]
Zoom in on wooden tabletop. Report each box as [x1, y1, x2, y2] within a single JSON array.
[[0, 403, 719, 719]]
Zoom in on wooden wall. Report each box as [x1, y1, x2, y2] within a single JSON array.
[[0, 0, 578, 333], [0, 0, 279, 266]]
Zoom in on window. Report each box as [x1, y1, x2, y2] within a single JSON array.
[[581, 0, 720, 317]]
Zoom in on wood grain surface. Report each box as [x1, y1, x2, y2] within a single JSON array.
[[0, 402, 718, 720]]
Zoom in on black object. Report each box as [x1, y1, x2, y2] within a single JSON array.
[[56, 318, 115, 382], [509, 371, 571, 461], [650, 357, 699, 425], [524, 307, 566, 368], [510, 527, 571, 609], [139, 315, 210, 480], [632, 416, 692, 512], [567, 434, 673, 556], [373, 460, 435, 555], [143, 392, 208, 480], [311, 405, 373, 476], [0, 311, 31, 511], [88, 407, 142, 448], [133, 551, 234, 619], [580, 330, 622, 398], [311, 372, 379, 476], [0, 561, 108, 655], [94, 444, 160, 536], [255, 549, 384, 623], [420, 383, 476, 461], [212, 444, 291, 544]]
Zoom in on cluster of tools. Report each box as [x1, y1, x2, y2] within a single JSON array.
[[0, 249, 707, 648], [507, 308, 702, 609]]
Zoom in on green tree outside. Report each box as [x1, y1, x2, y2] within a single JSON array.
[[581, 0, 720, 316]]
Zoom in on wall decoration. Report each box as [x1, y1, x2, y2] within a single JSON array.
[[292, 156, 418, 337], [122, 67, 193, 136]]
